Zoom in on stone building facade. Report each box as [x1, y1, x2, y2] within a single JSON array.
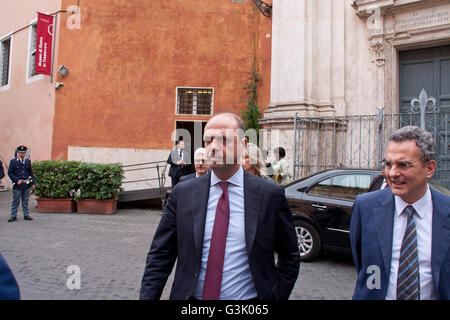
[[261, 0, 450, 182]]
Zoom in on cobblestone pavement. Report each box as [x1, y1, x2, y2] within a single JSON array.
[[0, 191, 357, 300]]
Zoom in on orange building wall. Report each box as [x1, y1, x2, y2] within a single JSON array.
[[53, 0, 272, 159]]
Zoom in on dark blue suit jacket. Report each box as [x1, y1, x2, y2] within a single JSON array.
[[140, 170, 300, 300], [7, 158, 35, 190], [350, 187, 450, 299], [0, 161, 4, 180], [0, 254, 20, 300]]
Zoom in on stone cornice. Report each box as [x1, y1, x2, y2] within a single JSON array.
[[352, 0, 443, 17]]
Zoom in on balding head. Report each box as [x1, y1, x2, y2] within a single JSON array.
[[203, 112, 247, 180]]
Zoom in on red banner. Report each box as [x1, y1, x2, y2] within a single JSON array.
[[35, 13, 54, 75]]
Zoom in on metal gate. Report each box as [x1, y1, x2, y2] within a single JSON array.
[[293, 90, 449, 188]]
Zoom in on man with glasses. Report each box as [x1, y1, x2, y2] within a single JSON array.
[[7, 145, 35, 222], [350, 126, 450, 299], [179, 148, 209, 182]]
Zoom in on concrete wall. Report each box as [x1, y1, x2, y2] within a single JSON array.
[[269, 0, 377, 116], [68, 146, 171, 190], [54, 0, 271, 160]]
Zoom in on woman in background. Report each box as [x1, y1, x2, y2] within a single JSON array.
[[242, 143, 270, 179], [272, 147, 291, 184]]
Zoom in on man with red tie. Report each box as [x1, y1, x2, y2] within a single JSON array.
[[140, 112, 300, 300]]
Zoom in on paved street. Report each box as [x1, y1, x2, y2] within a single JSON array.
[[0, 190, 357, 300]]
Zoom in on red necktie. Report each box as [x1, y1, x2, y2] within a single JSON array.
[[202, 181, 230, 300]]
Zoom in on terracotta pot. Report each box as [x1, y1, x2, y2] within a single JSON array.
[[37, 198, 77, 213], [77, 199, 117, 214]]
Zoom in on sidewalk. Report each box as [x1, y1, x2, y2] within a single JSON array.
[[0, 190, 356, 300], [0, 190, 172, 300]]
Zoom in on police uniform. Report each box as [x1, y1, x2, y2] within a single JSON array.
[[7, 146, 35, 222], [0, 160, 4, 180]]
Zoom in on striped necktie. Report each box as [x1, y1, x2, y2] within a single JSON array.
[[397, 205, 420, 300]]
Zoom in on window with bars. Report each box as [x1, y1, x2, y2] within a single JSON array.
[[1, 37, 11, 87], [177, 88, 213, 115], [29, 24, 37, 77]]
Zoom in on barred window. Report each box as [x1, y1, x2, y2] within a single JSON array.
[[29, 24, 37, 77], [177, 88, 213, 115], [1, 37, 11, 87]]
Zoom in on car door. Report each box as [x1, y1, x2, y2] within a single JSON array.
[[301, 172, 373, 251]]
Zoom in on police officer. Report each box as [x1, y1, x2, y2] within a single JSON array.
[[7, 146, 35, 222], [0, 159, 4, 180]]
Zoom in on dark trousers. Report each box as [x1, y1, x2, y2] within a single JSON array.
[[11, 187, 31, 218], [171, 176, 181, 188]]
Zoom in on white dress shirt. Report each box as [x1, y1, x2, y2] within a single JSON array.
[[386, 185, 436, 300], [192, 166, 257, 300]]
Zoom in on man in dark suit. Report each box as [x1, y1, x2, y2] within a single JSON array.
[[140, 112, 300, 300], [0, 160, 4, 180], [7, 145, 35, 222], [167, 139, 191, 187], [368, 169, 388, 192], [350, 126, 450, 300], [179, 147, 209, 183], [0, 253, 20, 300]]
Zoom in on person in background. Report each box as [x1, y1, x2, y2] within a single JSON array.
[[368, 169, 388, 192], [179, 148, 209, 182], [261, 148, 274, 179], [167, 139, 190, 187], [0, 160, 4, 180], [7, 146, 35, 222], [272, 147, 291, 184], [242, 143, 271, 180]]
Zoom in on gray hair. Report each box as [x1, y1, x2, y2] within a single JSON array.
[[388, 126, 436, 162], [194, 147, 206, 159]]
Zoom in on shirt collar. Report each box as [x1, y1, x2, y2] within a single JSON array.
[[394, 185, 431, 219], [210, 166, 244, 187]]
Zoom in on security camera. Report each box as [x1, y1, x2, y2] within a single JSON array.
[[55, 82, 64, 89]]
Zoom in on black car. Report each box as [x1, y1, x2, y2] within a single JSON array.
[[284, 168, 381, 261]]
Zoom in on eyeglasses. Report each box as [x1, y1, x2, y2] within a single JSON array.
[[382, 159, 416, 170], [194, 159, 207, 164]]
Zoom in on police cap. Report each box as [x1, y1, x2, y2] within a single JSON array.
[[17, 145, 27, 152]]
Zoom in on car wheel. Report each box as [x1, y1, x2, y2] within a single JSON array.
[[295, 220, 322, 262]]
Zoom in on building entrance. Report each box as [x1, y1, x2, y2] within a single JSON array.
[[174, 121, 207, 167], [399, 45, 450, 186]]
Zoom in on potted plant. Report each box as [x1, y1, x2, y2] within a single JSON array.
[[74, 162, 124, 214], [32, 160, 79, 213]]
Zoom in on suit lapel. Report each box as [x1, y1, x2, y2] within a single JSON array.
[[244, 172, 262, 254], [373, 189, 395, 278], [430, 188, 450, 299], [192, 172, 211, 257]]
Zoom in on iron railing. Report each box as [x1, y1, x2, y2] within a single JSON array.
[[293, 96, 449, 188], [121, 160, 168, 205]]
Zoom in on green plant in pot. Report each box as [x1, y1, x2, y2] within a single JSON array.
[[32, 160, 80, 213], [74, 162, 124, 214]]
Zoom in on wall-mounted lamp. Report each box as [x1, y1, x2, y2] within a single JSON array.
[[55, 82, 64, 89], [57, 65, 69, 77]]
